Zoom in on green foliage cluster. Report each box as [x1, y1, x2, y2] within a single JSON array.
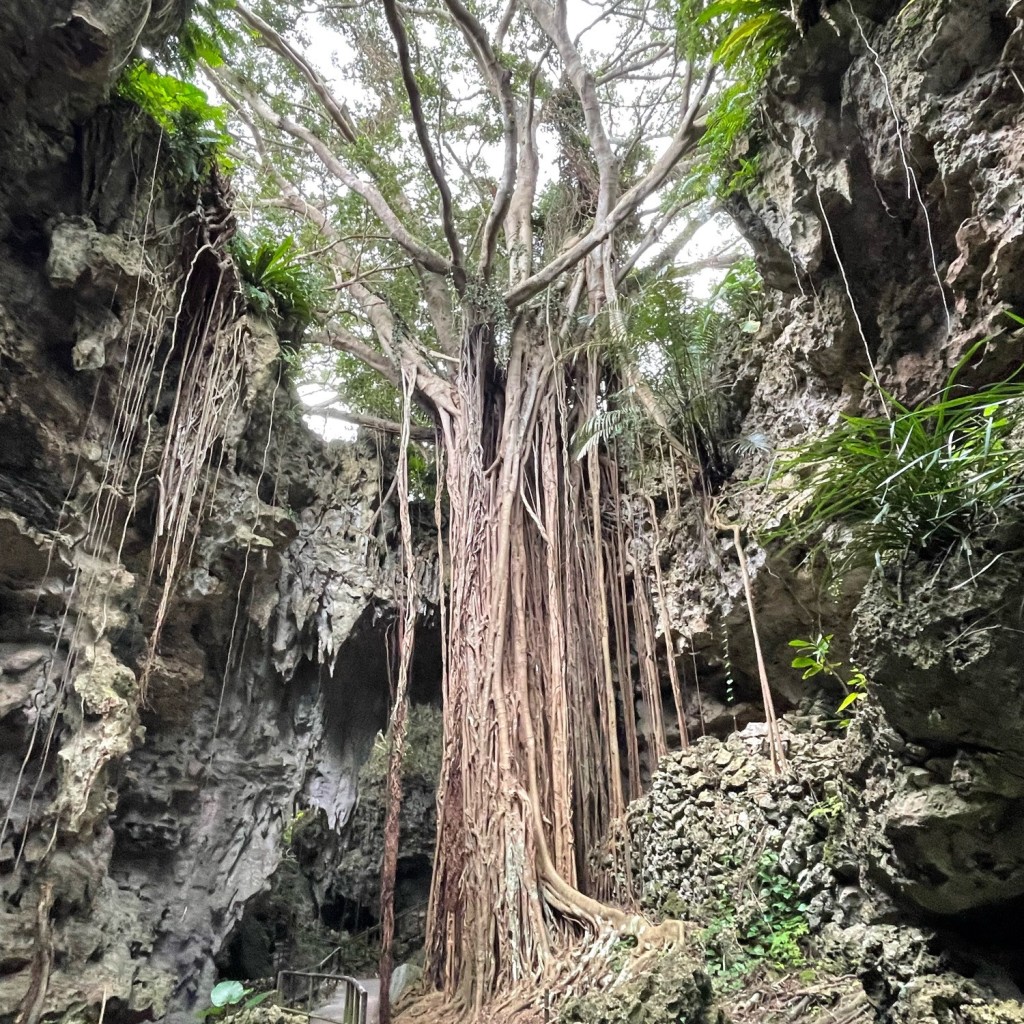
[[699, 850, 809, 988], [697, 0, 798, 69], [572, 259, 764, 472], [788, 633, 868, 726], [171, 0, 247, 74], [675, 0, 800, 197], [773, 331, 1024, 578], [281, 808, 310, 846], [117, 62, 230, 181], [230, 232, 325, 341]]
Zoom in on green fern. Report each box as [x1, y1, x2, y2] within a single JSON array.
[[165, 0, 246, 73], [117, 61, 230, 181], [699, 0, 798, 69], [571, 261, 764, 478], [231, 232, 324, 340], [676, 0, 800, 198]]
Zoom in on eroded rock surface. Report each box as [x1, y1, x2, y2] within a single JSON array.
[[631, 711, 1024, 1020], [0, 4, 413, 1020]]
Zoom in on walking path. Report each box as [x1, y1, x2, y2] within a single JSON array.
[[308, 978, 379, 1024]]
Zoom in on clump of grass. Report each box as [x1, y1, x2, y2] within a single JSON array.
[[773, 330, 1024, 576]]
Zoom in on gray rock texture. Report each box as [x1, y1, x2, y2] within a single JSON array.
[[0, 4, 415, 1021], [630, 711, 1024, 1020], [657, 0, 1024, 728]]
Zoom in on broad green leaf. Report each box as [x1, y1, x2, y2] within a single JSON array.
[[210, 981, 247, 1007]]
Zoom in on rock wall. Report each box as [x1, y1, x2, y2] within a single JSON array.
[[657, 0, 1024, 721], [630, 712, 1024, 1022], [637, 0, 1024, 1017], [0, 4, 418, 1021]]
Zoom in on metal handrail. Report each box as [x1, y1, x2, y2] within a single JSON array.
[[276, 969, 367, 1024], [276, 898, 427, 1023]]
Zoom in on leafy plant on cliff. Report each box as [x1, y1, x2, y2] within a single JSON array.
[[773, 333, 1024, 577], [572, 259, 764, 486], [170, 0, 247, 74], [700, 850, 808, 987], [674, 0, 799, 197], [789, 634, 868, 726], [230, 231, 324, 341], [117, 62, 230, 181]]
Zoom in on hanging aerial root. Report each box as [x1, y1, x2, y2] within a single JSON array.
[[711, 506, 787, 774]]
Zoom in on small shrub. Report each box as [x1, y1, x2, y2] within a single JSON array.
[[788, 634, 868, 727], [699, 851, 809, 987], [196, 981, 274, 1019], [117, 62, 229, 182]]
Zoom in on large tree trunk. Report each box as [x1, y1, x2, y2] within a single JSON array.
[[422, 316, 660, 1012]]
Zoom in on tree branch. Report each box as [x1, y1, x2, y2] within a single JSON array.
[[525, 0, 618, 222], [381, 0, 466, 280], [305, 403, 435, 440], [442, 0, 519, 281], [235, 3, 358, 144], [215, 59, 451, 277], [504, 67, 714, 309]]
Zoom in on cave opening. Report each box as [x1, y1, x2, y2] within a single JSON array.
[[214, 603, 444, 984]]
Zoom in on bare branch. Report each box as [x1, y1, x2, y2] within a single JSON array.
[[596, 41, 673, 85], [505, 67, 715, 308], [305, 403, 436, 440], [615, 197, 701, 283], [441, 0, 519, 280], [505, 50, 547, 289], [525, 0, 618, 221], [495, 0, 518, 45], [235, 3, 358, 144], [381, 0, 466, 279], [215, 57, 451, 277], [310, 326, 403, 389]]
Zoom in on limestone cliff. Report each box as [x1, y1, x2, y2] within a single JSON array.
[[1, 1, 1023, 1023], [638, 0, 1024, 1018], [0, 4, 423, 1021]]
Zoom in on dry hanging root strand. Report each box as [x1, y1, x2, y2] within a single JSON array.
[[142, 171, 254, 694], [2, 175, 259, 1023], [711, 505, 787, 774], [379, 369, 419, 1024], [1, 165, 252, 879]]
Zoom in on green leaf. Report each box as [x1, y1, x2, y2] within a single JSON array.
[[837, 692, 865, 712], [211, 981, 247, 1007], [243, 991, 275, 1010]]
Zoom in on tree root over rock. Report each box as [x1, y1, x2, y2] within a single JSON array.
[[397, 923, 699, 1024]]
